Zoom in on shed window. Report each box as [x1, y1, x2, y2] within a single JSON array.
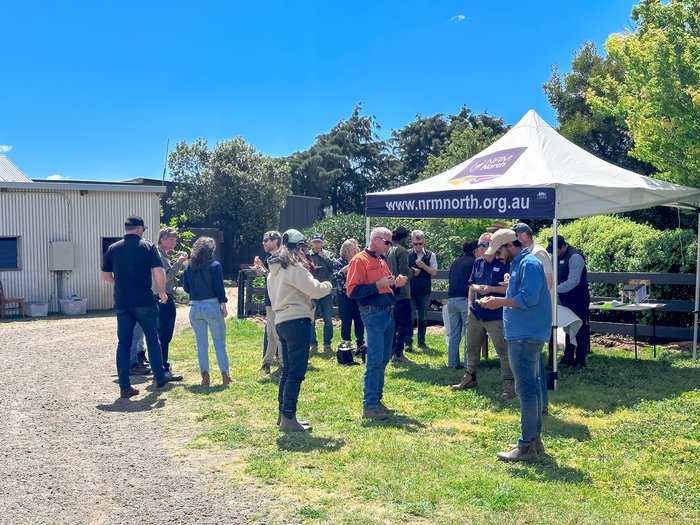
[[0, 237, 20, 270]]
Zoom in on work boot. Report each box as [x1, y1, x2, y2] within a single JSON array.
[[451, 372, 477, 391], [310, 345, 319, 353], [509, 433, 545, 454], [502, 378, 515, 399], [323, 344, 333, 353], [392, 354, 414, 364], [277, 411, 310, 427], [222, 371, 232, 385], [279, 414, 312, 432], [269, 366, 282, 379], [120, 387, 139, 399], [497, 441, 539, 463], [201, 371, 210, 386], [378, 401, 395, 415], [362, 407, 389, 421]]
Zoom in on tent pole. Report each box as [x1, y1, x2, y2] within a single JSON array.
[[693, 209, 700, 361], [365, 217, 371, 248], [552, 220, 559, 390]]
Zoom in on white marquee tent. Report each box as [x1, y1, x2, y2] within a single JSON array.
[[366, 110, 700, 368]]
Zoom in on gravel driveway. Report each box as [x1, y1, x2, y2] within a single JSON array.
[[0, 308, 282, 525]]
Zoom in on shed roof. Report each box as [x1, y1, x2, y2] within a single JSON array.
[[0, 155, 32, 182]]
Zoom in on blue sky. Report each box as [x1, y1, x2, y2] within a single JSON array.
[[1, 1, 638, 182]]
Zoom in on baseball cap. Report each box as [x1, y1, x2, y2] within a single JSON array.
[[484, 228, 517, 256], [512, 222, 533, 235], [124, 215, 145, 227], [311, 233, 324, 241], [282, 229, 306, 248]]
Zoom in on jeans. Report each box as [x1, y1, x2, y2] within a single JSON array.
[[157, 295, 176, 369], [409, 293, 431, 346], [129, 322, 145, 365], [466, 313, 512, 380], [507, 338, 545, 445], [392, 299, 412, 354], [189, 298, 229, 374], [361, 306, 394, 409], [262, 306, 282, 366], [310, 295, 334, 346], [447, 297, 469, 367], [337, 292, 365, 346], [276, 318, 311, 419], [116, 305, 165, 389]]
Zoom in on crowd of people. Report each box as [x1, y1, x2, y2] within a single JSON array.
[[102, 215, 591, 463]]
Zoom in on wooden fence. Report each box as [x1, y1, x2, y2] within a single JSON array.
[[237, 269, 698, 342]]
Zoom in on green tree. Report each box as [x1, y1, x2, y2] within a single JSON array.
[[586, 0, 700, 187], [287, 104, 397, 215], [169, 137, 291, 267]]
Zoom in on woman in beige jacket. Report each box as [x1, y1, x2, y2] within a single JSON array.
[[266, 229, 332, 432]]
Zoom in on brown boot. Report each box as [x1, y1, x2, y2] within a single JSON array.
[[310, 345, 319, 353], [201, 371, 210, 386], [497, 441, 539, 463], [509, 432, 545, 454], [269, 366, 282, 379], [222, 371, 231, 385], [451, 372, 477, 391], [279, 414, 312, 432], [323, 344, 333, 353], [362, 407, 389, 420], [277, 411, 310, 427], [502, 378, 515, 399]]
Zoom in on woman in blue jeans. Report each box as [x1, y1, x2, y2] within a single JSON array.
[[183, 237, 231, 386], [266, 229, 332, 432]]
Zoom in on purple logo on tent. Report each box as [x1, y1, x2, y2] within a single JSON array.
[[449, 147, 527, 185]]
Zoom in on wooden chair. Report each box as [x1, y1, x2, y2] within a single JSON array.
[[0, 279, 25, 318]]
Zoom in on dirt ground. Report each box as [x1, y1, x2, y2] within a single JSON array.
[[0, 286, 294, 525]]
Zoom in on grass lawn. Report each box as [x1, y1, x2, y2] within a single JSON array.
[[164, 318, 700, 524]]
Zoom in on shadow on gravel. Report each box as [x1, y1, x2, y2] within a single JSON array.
[[96, 385, 171, 413], [276, 434, 345, 453]]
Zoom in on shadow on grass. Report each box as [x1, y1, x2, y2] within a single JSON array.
[[183, 383, 232, 394], [276, 433, 346, 452], [550, 351, 700, 413], [360, 413, 426, 432], [543, 415, 592, 442], [506, 457, 592, 485]]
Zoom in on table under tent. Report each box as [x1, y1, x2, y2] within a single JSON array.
[[365, 110, 700, 388]]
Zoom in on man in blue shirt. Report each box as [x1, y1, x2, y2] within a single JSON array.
[[481, 228, 552, 463], [451, 232, 514, 399]]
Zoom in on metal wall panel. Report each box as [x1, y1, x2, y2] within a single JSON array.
[[0, 188, 161, 312]]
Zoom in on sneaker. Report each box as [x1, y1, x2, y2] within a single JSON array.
[[130, 363, 151, 375], [260, 363, 271, 374], [120, 387, 139, 399], [502, 378, 515, 399], [497, 442, 539, 463], [362, 407, 389, 421], [451, 372, 477, 391]]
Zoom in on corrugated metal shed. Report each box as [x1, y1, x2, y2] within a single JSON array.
[[0, 155, 32, 182], [0, 157, 164, 313]]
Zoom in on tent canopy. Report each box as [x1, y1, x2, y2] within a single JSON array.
[[366, 110, 700, 219]]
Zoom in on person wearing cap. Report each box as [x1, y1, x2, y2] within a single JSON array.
[[151, 226, 187, 382], [445, 239, 480, 369], [548, 235, 590, 367], [386, 226, 413, 363], [101, 215, 171, 399], [346, 227, 408, 420], [254, 230, 283, 377], [451, 232, 514, 398], [309, 233, 336, 353], [513, 222, 553, 413], [407, 230, 438, 351], [480, 228, 552, 463], [267, 229, 333, 432]]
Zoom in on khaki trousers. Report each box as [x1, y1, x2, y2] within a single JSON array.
[[466, 312, 512, 380], [263, 306, 283, 366]]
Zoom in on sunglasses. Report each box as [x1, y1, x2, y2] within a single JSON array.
[[413, 242, 424, 246], [479, 242, 490, 248], [377, 238, 392, 246], [262, 238, 270, 242]]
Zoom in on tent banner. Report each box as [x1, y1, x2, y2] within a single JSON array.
[[366, 187, 555, 218]]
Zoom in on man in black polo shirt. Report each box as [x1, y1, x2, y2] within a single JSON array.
[[102, 216, 171, 398]]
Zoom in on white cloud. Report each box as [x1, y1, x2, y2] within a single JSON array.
[[47, 174, 69, 180], [0, 145, 12, 154], [450, 14, 467, 22]]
